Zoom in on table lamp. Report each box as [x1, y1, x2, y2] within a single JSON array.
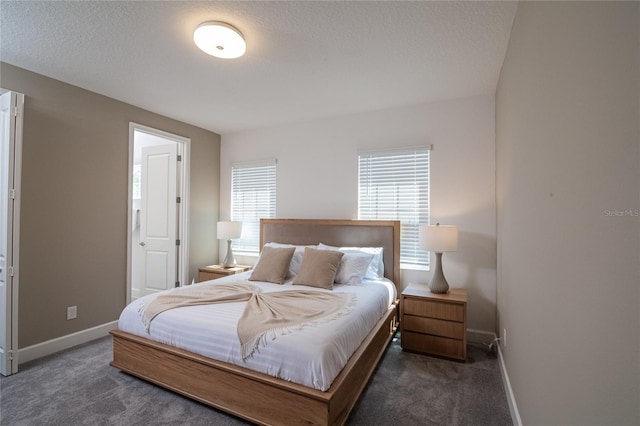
[[419, 223, 458, 293], [217, 221, 243, 268]]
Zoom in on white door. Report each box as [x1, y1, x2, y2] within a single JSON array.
[[0, 91, 23, 376], [139, 144, 179, 296]]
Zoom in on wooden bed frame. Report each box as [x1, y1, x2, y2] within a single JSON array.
[[111, 219, 400, 425]]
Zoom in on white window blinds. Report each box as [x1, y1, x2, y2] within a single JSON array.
[[358, 147, 431, 268], [231, 159, 276, 254]]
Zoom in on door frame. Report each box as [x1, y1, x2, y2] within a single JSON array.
[[0, 90, 24, 376], [127, 123, 190, 304]]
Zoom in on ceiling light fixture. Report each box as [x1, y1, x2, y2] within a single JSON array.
[[194, 21, 246, 59]]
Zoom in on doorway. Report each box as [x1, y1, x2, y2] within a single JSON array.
[[127, 123, 190, 303], [0, 90, 24, 376]]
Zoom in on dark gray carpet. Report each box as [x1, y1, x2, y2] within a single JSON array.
[[0, 334, 512, 425]]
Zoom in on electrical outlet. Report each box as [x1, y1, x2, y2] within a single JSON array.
[[67, 306, 77, 320], [503, 328, 507, 348]]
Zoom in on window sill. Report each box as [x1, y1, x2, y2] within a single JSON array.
[[400, 263, 430, 272], [234, 251, 259, 258]]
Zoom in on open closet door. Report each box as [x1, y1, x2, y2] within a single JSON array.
[[0, 91, 24, 376]]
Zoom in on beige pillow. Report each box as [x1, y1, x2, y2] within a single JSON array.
[[249, 246, 295, 284], [264, 242, 317, 278], [292, 247, 344, 290]]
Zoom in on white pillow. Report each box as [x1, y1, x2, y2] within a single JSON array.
[[264, 242, 316, 278], [318, 243, 384, 280], [334, 251, 375, 285]]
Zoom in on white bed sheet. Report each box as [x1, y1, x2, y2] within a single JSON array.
[[118, 271, 396, 391]]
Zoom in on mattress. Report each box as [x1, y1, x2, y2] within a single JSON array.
[[118, 271, 396, 391]]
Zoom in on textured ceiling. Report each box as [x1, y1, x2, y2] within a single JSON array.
[[0, 1, 517, 134]]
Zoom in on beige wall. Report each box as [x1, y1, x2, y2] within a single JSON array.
[[0, 63, 220, 348], [221, 95, 498, 337], [496, 2, 639, 425]]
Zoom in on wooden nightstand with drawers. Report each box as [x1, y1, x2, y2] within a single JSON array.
[[197, 265, 251, 282], [400, 284, 467, 361]]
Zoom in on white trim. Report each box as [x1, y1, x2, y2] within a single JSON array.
[[0, 91, 24, 375], [10, 92, 23, 374], [357, 144, 433, 156], [179, 140, 190, 287], [127, 124, 134, 304], [18, 321, 118, 364], [498, 345, 523, 426], [231, 158, 277, 168], [127, 123, 191, 305]]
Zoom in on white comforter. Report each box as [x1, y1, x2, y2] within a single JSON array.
[[118, 271, 396, 391]]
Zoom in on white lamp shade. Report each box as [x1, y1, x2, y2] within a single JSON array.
[[217, 221, 242, 240], [194, 21, 246, 59], [419, 224, 458, 253]]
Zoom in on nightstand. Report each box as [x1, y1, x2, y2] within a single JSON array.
[[400, 284, 467, 361], [197, 265, 251, 282]]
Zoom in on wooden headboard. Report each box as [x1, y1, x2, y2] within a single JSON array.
[[260, 218, 401, 286]]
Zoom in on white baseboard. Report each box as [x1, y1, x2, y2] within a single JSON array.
[[18, 320, 118, 365], [497, 345, 523, 426], [464, 329, 521, 426]]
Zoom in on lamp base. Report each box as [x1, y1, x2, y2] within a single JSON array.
[[428, 252, 449, 294], [221, 239, 237, 268]]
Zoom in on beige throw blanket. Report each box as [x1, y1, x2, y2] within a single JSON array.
[[139, 282, 356, 359]]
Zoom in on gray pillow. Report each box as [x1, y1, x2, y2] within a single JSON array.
[[249, 246, 295, 284], [292, 247, 344, 290], [334, 251, 375, 285]]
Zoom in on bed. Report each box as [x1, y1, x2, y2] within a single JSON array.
[[110, 218, 400, 425]]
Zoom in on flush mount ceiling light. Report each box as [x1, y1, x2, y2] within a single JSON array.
[[194, 21, 246, 59]]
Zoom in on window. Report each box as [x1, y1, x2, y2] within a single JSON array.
[[358, 147, 431, 269], [231, 159, 277, 254]]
